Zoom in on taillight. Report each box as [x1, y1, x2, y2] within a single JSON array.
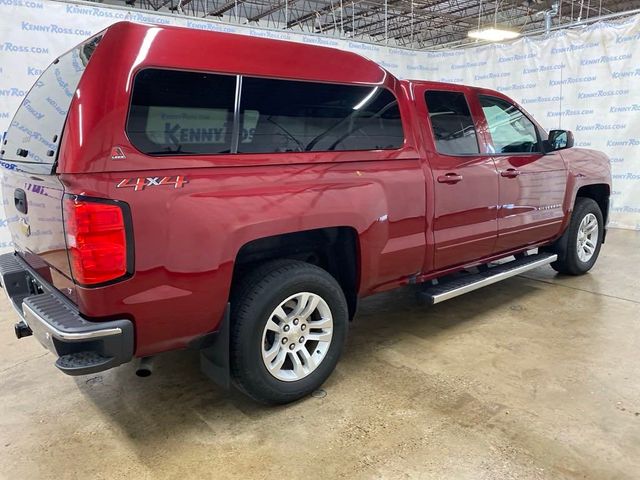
[[64, 196, 131, 286]]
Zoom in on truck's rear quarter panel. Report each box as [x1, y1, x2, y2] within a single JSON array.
[[61, 158, 426, 356]]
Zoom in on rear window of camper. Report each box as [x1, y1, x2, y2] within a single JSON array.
[[1, 35, 102, 165]]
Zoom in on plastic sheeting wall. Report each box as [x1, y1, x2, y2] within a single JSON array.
[[1, 0, 639, 256]]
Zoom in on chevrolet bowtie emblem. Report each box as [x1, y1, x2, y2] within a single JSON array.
[[19, 217, 31, 237]]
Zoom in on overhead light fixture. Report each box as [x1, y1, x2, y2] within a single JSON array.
[[467, 27, 520, 42]]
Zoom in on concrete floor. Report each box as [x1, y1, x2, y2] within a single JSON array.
[[1, 229, 639, 480]]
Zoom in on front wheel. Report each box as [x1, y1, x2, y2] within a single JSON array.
[[230, 260, 348, 404], [550, 197, 604, 275]]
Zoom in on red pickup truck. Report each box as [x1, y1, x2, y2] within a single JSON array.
[[0, 22, 611, 404]]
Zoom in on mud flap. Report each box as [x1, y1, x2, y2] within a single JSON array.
[[198, 303, 231, 390]]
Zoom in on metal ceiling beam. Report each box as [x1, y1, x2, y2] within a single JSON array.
[[248, 0, 297, 22], [206, 0, 244, 16], [287, 1, 336, 28]]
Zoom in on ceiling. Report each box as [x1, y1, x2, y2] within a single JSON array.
[[95, 0, 640, 48]]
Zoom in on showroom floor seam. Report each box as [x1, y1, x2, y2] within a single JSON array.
[[520, 275, 640, 304]]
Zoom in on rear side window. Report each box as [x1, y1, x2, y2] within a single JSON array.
[[238, 78, 404, 153], [126, 70, 404, 156], [127, 69, 236, 155], [424, 91, 479, 155]]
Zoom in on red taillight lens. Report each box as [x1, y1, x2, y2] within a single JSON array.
[[64, 197, 129, 286]]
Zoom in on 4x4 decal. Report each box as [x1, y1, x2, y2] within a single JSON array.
[[116, 176, 187, 192]]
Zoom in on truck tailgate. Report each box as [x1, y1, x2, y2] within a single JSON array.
[[0, 165, 75, 302]]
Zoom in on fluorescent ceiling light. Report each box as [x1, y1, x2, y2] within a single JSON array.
[[468, 27, 520, 42]]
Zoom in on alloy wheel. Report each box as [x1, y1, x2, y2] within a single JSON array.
[[261, 292, 333, 382]]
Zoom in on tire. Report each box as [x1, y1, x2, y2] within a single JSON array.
[[230, 259, 349, 405], [550, 197, 604, 275]]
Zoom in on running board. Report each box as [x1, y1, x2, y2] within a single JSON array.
[[420, 252, 557, 305]]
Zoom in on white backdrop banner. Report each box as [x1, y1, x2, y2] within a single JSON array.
[[1, 0, 639, 255]]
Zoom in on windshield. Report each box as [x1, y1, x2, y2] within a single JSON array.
[[1, 35, 101, 166]]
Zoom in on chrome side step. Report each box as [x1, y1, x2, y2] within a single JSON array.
[[420, 252, 557, 305]]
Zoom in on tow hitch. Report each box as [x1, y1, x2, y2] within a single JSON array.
[[14, 320, 32, 339]]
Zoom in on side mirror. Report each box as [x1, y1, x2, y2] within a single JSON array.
[[545, 129, 574, 151]]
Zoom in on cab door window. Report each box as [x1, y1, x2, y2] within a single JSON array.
[[424, 90, 480, 155], [479, 95, 540, 154]]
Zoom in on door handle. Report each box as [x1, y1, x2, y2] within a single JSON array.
[[437, 173, 463, 184], [501, 168, 520, 178]]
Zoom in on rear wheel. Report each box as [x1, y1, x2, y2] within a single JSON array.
[[550, 197, 603, 275], [230, 260, 348, 404]]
